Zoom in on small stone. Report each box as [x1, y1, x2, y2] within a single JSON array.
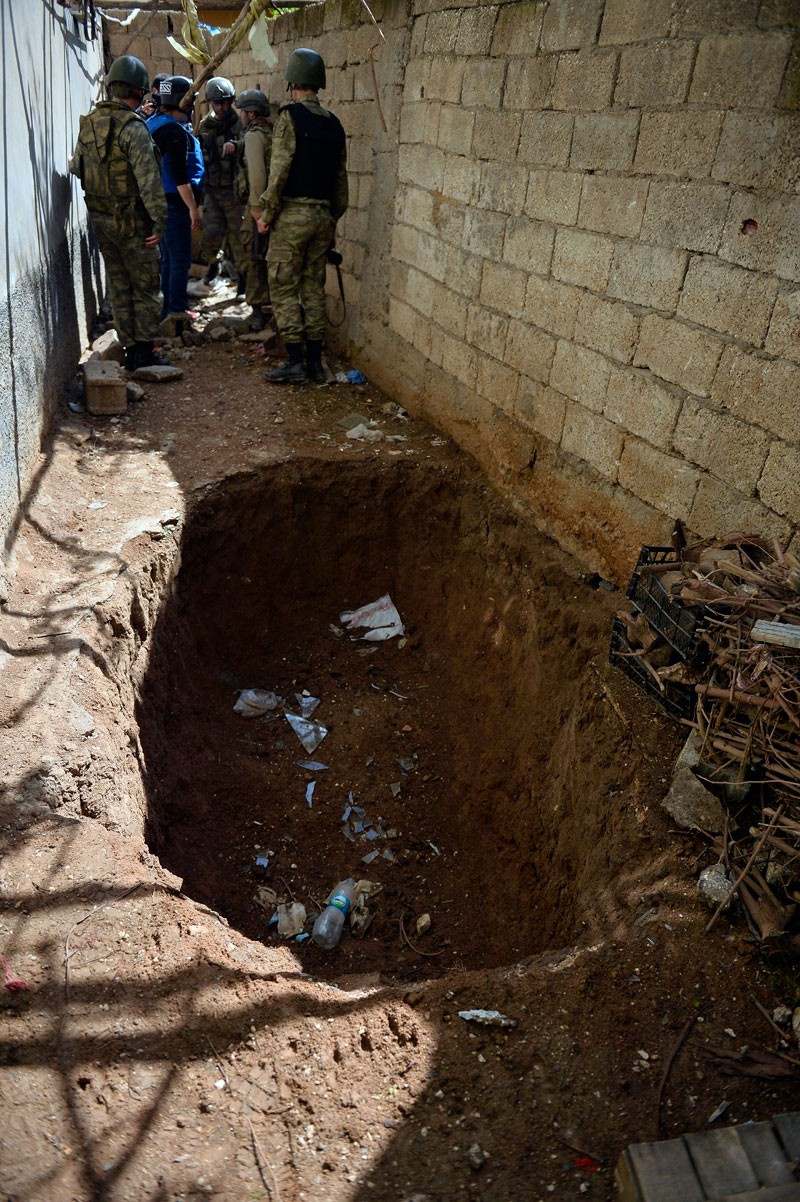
[[126, 381, 145, 402], [467, 1143, 487, 1171], [698, 862, 731, 908], [132, 365, 184, 383]]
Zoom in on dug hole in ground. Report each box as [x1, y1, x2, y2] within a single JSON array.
[[0, 333, 795, 1202]]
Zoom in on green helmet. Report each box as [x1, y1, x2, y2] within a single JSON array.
[[235, 88, 270, 117], [105, 55, 149, 92], [206, 76, 235, 102], [285, 48, 325, 90]]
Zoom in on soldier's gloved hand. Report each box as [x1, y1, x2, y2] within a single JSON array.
[[222, 141, 236, 157]]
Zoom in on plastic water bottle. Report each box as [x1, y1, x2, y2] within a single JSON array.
[[312, 878, 356, 949]]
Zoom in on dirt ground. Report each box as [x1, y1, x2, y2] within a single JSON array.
[[1, 298, 799, 1202]]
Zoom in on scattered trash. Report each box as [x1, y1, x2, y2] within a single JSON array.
[[254, 886, 278, 912], [362, 848, 380, 864], [397, 755, 415, 773], [416, 913, 431, 936], [285, 712, 328, 753], [346, 423, 383, 442], [87, 500, 107, 510], [297, 760, 328, 772], [305, 781, 316, 808], [295, 692, 320, 718], [381, 401, 408, 420], [390, 781, 402, 797], [296, 932, 311, 943], [234, 689, 281, 718], [334, 370, 366, 385], [312, 878, 356, 948], [708, 1099, 731, 1123], [341, 594, 404, 641], [350, 879, 382, 936], [1, 953, 30, 994], [458, 1009, 517, 1028], [277, 901, 307, 937], [337, 411, 370, 429], [255, 853, 271, 872]]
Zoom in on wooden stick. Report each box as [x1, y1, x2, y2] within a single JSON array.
[[657, 1015, 697, 1137], [705, 806, 784, 933], [179, 0, 273, 112]]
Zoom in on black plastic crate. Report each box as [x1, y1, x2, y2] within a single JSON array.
[[626, 546, 708, 662], [609, 616, 697, 723]]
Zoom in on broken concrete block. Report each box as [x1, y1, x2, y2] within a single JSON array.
[[91, 329, 125, 364], [662, 763, 727, 833], [132, 365, 184, 383], [126, 380, 145, 402], [83, 359, 127, 415]]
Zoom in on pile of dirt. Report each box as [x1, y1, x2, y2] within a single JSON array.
[[0, 334, 797, 1202]]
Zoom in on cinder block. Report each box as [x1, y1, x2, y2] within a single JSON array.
[[424, 10, 461, 54], [516, 381, 567, 443], [455, 6, 498, 55], [405, 267, 436, 317], [525, 168, 582, 225], [398, 143, 445, 190], [678, 256, 778, 344], [713, 111, 800, 191], [505, 319, 557, 384], [575, 293, 640, 365], [503, 216, 555, 273], [432, 282, 468, 338], [388, 297, 432, 357], [607, 241, 687, 312], [673, 398, 769, 491], [599, 0, 672, 43], [441, 330, 477, 387], [479, 162, 529, 216], [605, 366, 681, 448], [640, 180, 729, 254], [689, 474, 791, 545], [525, 275, 580, 339], [83, 360, 127, 416], [461, 57, 507, 109], [718, 191, 800, 283], [426, 56, 465, 103], [766, 286, 800, 362], [492, 1, 545, 56], [550, 49, 618, 111], [424, 103, 442, 146], [552, 227, 614, 292], [472, 109, 522, 160], [618, 439, 699, 517], [504, 56, 555, 110], [437, 105, 475, 155], [396, 185, 434, 232], [561, 403, 624, 479], [399, 101, 428, 144], [464, 208, 507, 258], [519, 111, 574, 168], [480, 260, 528, 317], [550, 339, 611, 411], [615, 41, 695, 106], [416, 230, 449, 281], [712, 345, 800, 443], [578, 175, 648, 238], [443, 154, 481, 204], [570, 112, 639, 171], [635, 111, 724, 179], [759, 441, 800, 518], [635, 313, 724, 397], [689, 32, 792, 108], [475, 353, 520, 411], [391, 222, 421, 268], [403, 59, 430, 102], [541, 0, 604, 51], [466, 303, 509, 360], [445, 244, 483, 300]]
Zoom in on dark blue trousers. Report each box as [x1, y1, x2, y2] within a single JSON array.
[[160, 200, 192, 317]]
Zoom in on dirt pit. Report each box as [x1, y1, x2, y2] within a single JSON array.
[[139, 457, 665, 980]]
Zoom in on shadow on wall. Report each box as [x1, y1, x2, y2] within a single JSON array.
[[0, 0, 103, 574]]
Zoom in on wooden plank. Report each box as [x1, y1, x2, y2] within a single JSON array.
[[751, 620, 800, 649], [738, 1121, 797, 1186], [775, 1114, 800, 1163], [684, 1127, 759, 1197], [618, 1140, 705, 1202]]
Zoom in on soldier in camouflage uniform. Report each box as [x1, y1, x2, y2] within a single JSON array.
[[70, 55, 167, 371], [235, 89, 272, 331], [197, 77, 246, 289], [257, 48, 348, 384]]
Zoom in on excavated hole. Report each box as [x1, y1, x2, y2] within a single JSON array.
[[138, 457, 661, 981]]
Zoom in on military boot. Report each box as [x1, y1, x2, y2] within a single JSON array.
[[249, 305, 267, 332], [202, 259, 219, 286], [134, 341, 170, 369], [124, 345, 138, 371], [264, 343, 307, 384], [305, 339, 326, 384]]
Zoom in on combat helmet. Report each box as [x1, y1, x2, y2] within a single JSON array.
[[235, 88, 270, 117], [105, 55, 149, 92], [158, 75, 193, 109], [285, 48, 325, 90], [206, 76, 236, 102]]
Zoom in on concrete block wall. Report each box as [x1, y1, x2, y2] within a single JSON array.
[[108, 1, 800, 580]]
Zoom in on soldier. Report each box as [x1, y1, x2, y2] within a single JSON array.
[[235, 89, 272, 331], [146, 77, 204, 333], [256, 48, 348, 384], [70, 55, 167, 371], [197, 77, 246, 290]]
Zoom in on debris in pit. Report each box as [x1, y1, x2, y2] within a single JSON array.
[[458, 1009, 517, 1028], [297, 759, 328, 771], [334, 370, 366, 385], [233, 689, 282, 718], [350, 879, 382, 937], [341, 595, 404, 641], [346, 422, 383, 442], [276, 901, 307, 937], [381, 401, 409, 421], [336, 411, 370, 430], [305, 780, 316, 808], [285, 711, 328, 753], [295, 692, 320, 718], [416, 913, 431, 936]]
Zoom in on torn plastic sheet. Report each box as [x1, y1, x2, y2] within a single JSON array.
[[340, 594, 404, 642], [277, 902, 307, 937], [305, 781, 316, 808], [285, 712, 328, 753], [234, 689, 282, 717], [362, 849, 380, 864], [298, 760, 328, 772], [458, 1009, 517, 1028], [295, 693, 320, 719]]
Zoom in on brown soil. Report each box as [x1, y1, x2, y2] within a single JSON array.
[[0, 319, 797, 1202]]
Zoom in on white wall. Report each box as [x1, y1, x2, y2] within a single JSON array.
[[0, 0, 104, 587]]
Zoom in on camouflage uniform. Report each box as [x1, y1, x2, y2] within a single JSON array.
[[237, 118, 272, 309], [197, 107, 246, 276], [70, 100, 166, 346], [259, 96, 348, 343]]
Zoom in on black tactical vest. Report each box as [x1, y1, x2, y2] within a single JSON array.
[[281, 103, 345, 203]]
